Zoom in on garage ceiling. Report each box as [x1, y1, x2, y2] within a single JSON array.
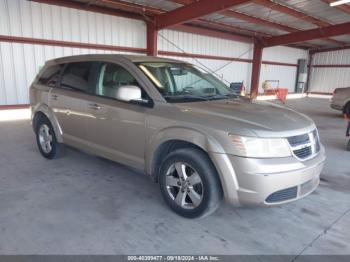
[[32, 0, 350, 51]]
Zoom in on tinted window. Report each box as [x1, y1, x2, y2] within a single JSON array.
[[96, 63, 142, 99], [61, 62, 92, 92], [38, 64, 64, 87]]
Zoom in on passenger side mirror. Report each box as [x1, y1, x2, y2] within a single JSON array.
[[115, 85, 142, 102]]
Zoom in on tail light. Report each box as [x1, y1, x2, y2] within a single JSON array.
[[333, 89, 337, 96]]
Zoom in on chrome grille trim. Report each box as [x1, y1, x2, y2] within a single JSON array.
[[287, 129, 320, 161]]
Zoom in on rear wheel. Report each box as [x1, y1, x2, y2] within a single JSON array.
[[159, 148, 222, 218], [35, 117, 64, 159]]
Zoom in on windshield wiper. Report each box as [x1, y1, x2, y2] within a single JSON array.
[[206, 93, 239, 100], [164, 94, 209, 102]]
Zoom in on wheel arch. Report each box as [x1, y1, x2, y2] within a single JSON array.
[[145, 127, 224, 181], [32, 103, 63, 143]]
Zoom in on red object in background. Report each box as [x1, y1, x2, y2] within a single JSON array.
[[275, 88, 288, 103]]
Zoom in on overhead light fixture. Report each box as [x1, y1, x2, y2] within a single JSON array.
[[330, 0, 350, 6]]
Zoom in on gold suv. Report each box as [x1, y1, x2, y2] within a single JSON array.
[[30, 55, 326, 218]]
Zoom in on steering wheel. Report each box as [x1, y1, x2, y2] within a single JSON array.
[[183, 86, 194, 94]]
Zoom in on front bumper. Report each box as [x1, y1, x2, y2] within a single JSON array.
[[210, 146, 326, 207]]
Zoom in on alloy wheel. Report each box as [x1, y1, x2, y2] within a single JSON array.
[[165, 162, 204, 209], [38, 124, 53, 154]]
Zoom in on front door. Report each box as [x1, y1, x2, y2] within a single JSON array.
[[85, 62, 149, 169]]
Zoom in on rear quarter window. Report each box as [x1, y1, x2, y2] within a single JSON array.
[[37, 64, 64, 87]]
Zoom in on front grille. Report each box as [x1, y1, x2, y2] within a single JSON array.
[[293, 146, 312, 159], [287, 129, 320, 161], [266, 186, 298, 203], [287, 133, 309, 147]]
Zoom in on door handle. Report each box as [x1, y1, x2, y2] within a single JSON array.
[[88, 103, 102, 110], [51, 94, 58, 101]]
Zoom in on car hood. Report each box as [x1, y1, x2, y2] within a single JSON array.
[[173, 98, 315, 137]]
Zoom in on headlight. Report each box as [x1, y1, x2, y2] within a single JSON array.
[[229, 135, 292, 158]]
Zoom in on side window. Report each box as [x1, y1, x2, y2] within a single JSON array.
[[60, 62, 92, 92], [96, 63, 141, 99], [38, 64, 64, 87]]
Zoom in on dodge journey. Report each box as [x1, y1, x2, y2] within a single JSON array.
[[30, 55, 326, 218]]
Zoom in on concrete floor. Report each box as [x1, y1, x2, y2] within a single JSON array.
[[0, 98, 349, 256]]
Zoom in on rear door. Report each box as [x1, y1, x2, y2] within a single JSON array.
[[50, 61, 97, 149]]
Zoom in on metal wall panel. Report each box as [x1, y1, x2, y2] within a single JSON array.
[[0, 0, 147, 48], [310, 67, 350, 93], [260, 46, 307, 93], [0, 0, 147, 105], [0, 41, 139, 105], [158, 29, 253, 59], [158, 29, 254, 91], [254, 47, 306, 93], [313, 49, 350, 65], [259, 64, 298, 93], [262, 46, 308, 64], [310, 49, 350, 93]]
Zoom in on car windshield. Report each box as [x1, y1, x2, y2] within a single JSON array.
[[137, 62, 237, 102]]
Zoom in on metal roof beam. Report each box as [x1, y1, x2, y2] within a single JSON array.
[[252, 0, 347, 46], [31, 0, 145, 20], [154, 0, 252, 29], [95, 0, 163, 15], [193, 20, 271, 37], [263, 21, 350, 46], [221, 10, 299, 33], [171, 0, 344, 47], [32, 0, 257, 43], [253, 0, 330, 27], [170, 24, 254, 43], [221, 10, 345, 46], [310, 45, 350, 54]]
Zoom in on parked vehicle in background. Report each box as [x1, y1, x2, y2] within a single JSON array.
[[331, 87, 350, 112], [30, 54, 326, 218], [229, 82, 245, 96]]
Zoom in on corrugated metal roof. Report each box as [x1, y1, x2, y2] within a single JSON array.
[[232, 3, 316, 30], [204, 13, 287, 35], [122, 0, 179, 11], [280, 0, 350, 24]]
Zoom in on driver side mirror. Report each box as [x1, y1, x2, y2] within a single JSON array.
[[116, 85, 142, 102], [115, 85, 151, 106]]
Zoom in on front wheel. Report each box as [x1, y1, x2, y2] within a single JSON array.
[[159, 148, 222, 218]]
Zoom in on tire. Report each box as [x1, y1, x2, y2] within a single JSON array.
[[159, 148, 223, 218], [344, 102, 350, 112], [347, 140, 350, 152], [35, 116, 64, 159]]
